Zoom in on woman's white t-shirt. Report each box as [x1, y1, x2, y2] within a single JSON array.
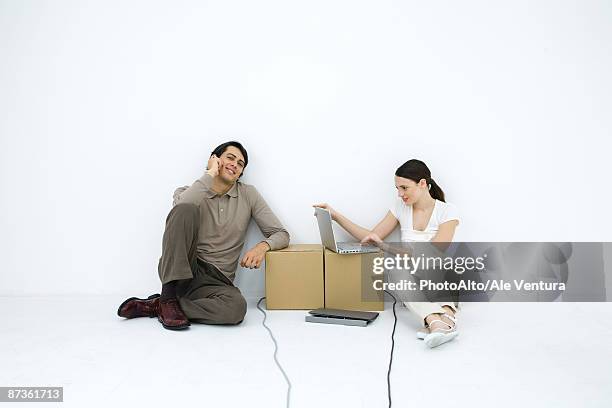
[[390, 198, 460, 242]]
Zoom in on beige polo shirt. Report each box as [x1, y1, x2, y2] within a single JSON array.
[[172, 173, 290, 282]]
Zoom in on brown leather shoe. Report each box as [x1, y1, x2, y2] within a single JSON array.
[[157, 298, 190, 330], [117, 294, 160, 318]]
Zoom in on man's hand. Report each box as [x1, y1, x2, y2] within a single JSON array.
[[240, 242, 270, 269], [206, 154, 221, 177]]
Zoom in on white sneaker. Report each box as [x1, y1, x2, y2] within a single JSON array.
[[416, 327, 429, 340]]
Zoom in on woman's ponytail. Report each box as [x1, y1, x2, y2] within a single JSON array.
[[428, 178, 445, 202]]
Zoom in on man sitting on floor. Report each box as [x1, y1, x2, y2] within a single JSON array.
[[117, 141, 290, 330]]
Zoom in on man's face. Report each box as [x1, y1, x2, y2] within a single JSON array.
[[217, 146, 246, 183]]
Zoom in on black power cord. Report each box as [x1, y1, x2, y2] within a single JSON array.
[[257, 294, 397, 408], [384, 290, 398, 408]]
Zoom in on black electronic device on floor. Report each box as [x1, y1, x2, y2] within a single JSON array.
[[305, 308, 379, 327]]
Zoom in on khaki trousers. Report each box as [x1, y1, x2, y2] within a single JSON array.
[[157, 203, 247, 325]]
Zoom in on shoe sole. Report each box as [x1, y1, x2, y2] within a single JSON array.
[[424, 331, 459, 348], [157, 316, 190, 330], [117, 294, 160, 318]]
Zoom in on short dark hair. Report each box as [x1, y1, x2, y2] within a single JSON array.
[[211, 141, 249, 170]]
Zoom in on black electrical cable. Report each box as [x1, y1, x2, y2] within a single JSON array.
[[257, 297, 291, 408], [257, 293, 396, 408], [384, 290, 398, 408]]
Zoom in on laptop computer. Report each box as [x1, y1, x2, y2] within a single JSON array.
[[315, 207, 379, 254]]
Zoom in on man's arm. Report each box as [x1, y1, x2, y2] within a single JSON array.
[[249, 186, 290, 250], [172, 185, 188, 205], [172, 173, 213, 206], [172, 156, 221, 206], [240, 186, 290, 269]]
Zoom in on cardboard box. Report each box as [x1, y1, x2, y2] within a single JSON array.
[[324, 248, 385, 311], [265, 244, 324, 310]]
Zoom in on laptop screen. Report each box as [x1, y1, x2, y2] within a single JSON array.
[[315, 207, 338, 252]]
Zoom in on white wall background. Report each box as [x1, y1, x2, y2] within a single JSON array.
[[1, 0, 611, 296]]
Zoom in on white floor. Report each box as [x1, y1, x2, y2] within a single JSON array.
[[1, 297, 611, 408]]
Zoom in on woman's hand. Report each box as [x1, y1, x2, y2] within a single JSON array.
[[361, 232, 383, 246], [312, 203, 338, 221]]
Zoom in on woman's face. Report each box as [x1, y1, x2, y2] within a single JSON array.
[[394, 176, 426, 204]]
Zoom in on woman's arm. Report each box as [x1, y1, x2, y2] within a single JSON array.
[[333, 212, 371, 241], [428, 220, 459, 253], [431, 220, 458, 243], [370, 211, 399, 240], [313, 204, 398, 242]]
